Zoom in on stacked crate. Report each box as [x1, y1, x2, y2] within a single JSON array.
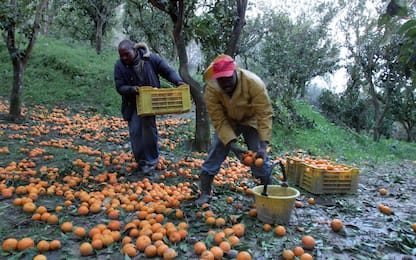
[[285, 154, 359, 194]]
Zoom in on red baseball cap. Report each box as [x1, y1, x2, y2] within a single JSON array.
[[212, 56, 235, 79]]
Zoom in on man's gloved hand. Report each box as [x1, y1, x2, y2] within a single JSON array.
[[228, 140, 246, 161], [131, 86, 140, 94], [177, 81, 186, 86], [256, 141, 268, 160]]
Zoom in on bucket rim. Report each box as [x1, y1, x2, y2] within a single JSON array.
[[251, 185, 300, 200]]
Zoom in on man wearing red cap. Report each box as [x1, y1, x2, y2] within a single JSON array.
[[195, 54, 274, 206]]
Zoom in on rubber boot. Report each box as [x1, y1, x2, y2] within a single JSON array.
[[195, 172, 214, 206]]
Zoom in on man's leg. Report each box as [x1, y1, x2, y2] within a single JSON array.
[[195, 133, 229, 206]]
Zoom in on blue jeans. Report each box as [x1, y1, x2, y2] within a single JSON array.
[[128, 112, 159, 167], [201, 124, 271, 178]]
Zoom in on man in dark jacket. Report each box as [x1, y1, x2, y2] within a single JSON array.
[[114, 39, 184, 175]]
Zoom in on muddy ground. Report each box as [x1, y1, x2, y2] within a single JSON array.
[[0, 103, 415, 260]]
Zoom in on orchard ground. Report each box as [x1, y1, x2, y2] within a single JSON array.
[[0, 99, 415, 260]]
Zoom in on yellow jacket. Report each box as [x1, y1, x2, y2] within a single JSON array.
[[204, 63, 273, 146]]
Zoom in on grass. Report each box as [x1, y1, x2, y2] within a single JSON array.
[[272, 102, 416, 164], [1, 36, 415, 164], [0, 37, 120, 116]]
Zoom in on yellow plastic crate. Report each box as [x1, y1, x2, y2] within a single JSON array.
[[300, 164, 359, 194], [285, 157, 305, 185], [136, 85, 191, 116]]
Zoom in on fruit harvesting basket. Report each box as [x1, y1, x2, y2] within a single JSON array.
[[285, 157, 304, 185], [136, 85, 191, 116], [285, 154, 359, 194], [299, 163, 359, 194]]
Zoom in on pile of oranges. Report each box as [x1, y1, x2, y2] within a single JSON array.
[[242, 150, 264, 167]]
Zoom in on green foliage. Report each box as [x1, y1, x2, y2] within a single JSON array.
[[0, 37, 121, 116], [189, 0, 239, 66], [272, 101, 416, 163], [123, 0, 176, 58], [379, 0, 416, 83], [248, 4, 340, 103]]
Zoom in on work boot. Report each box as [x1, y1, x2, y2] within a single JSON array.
[[195, 172, 214, 206]]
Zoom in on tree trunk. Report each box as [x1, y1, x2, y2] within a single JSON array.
[[173, 0, 210, 151], [9, 59, 25, 120], [149, 0, 211, 151], [95, 16, 103, 54], [6, 0, 48, 121], [225, 0, 247, 56]]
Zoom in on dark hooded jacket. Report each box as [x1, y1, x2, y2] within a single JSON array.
[[114, 43, 182, 120]]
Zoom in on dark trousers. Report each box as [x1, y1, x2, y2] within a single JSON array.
[[128, 112, 159, 167]]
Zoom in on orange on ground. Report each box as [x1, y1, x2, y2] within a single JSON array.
[[61, 221, 73, 233], [294, 201, 303, 208], [168, 231, 182, 243], [293, 246, 304, 256], [157, 244, 169, 257], [22, 202, 36, 213], [144, 244, 157, 257], [2, 238, 18, 251], [91, 239, 103, 250], [36, 240, 50, 252], [215, 217, 226, 227], [301, 235, 316, 250], [73, 227, 87, 238], [163, 247, 177, 260], [307, 197, 315, 205], [107, 220, 121, 231], [379, 188, 388, 195], [206, 216, 216, 226], [49, 240, 61, 250], [232, 223, 245, 237], [78, 205, 89, 215], [101, 234, 114, 247], [79, 242, 93, 256], [200, 250, 215, 260], [263, 223, 272, 232], [136, 235, 151, 252], [210, 246, 224, 260], [33, 255, 47, 260], [330, 219, 344, 232], [17, 237, 35, 251], [236, 251, 252, 260], [228, 235, 240, 246], [248, 208, 257, 217], [219, 241, 231, 252], [412, 223, 416, 232], [47, 214, 59, 225], [194, 241, 207, 255], [275, 225, 286, 236], [300, 253, 314, 260], [213, 231, 226, 244], [123, 244, 137, 257], [282, 249, 295, 260]]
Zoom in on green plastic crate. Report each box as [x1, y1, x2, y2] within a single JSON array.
[[136, 85, 191, 116]]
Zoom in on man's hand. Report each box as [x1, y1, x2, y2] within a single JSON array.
[[131, 86, 140, 94], [228, 140, 246, 161], [177, 81, 186, 86], [256, 141, 268, 160]]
